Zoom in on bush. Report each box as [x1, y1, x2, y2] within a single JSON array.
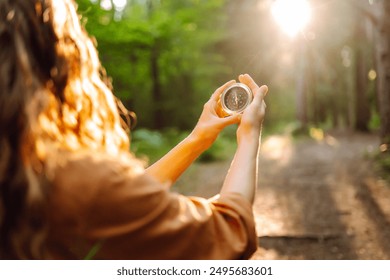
[[130, 128, 236, 164], [371, 150, 390, 182], [131, 129, 172, 164], [198, 132, 236, 162]]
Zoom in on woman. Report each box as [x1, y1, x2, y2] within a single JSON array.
[[0, 0, 268, 259]]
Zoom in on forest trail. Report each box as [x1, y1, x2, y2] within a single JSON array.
[[175, 131, 390, 259]]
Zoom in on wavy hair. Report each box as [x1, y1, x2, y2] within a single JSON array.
[[0, 0, 135, 259]]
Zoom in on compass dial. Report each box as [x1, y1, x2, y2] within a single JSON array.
[[224, 88, 248, 111], [221, 83, 253, 115]]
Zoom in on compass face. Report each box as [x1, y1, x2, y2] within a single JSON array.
[[221, 83, 252, 115]]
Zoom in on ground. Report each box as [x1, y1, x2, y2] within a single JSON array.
[[174, 131, 390, 260]]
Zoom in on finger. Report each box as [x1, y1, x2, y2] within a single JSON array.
[[251, 85, 268, 106], [218, 113, 241, 126], [258, 85, 269, 98], [239, 74, 259, 90], [211, 80, 236, 101]]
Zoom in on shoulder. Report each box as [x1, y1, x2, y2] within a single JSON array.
[[48, 151, 137, 199], [50, 150, 144, 180], [47, 150, 161, 231]]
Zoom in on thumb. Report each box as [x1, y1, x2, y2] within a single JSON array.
[[253, 85, 268, 105]]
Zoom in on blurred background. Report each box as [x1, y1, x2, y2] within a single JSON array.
[[75, 0, 390, 259], [75, 0, 389, 162]]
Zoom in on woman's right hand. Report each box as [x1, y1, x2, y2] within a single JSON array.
[[236, 74, 268, 144], [219, 74, 268, 203], [190, 80, 241, 150]]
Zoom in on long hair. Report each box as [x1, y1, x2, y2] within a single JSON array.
[[0, 0, 134, 259]]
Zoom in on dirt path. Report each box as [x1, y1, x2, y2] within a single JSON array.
[[175, 131, 390, 259]]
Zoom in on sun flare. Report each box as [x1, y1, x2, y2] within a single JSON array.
[[271, 0, 312, 37]]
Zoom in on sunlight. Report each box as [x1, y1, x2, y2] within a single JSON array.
[[113, 0, 127, 11], [368, 69, 377, 81], [100, 0, 112, 11], [309, 127, 324, 141], [271, 0, 312, 37], [261, 135, 293, 166]]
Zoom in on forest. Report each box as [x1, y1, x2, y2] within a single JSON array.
[[75, 0, 389, 161], [73, 0, 390, 260]]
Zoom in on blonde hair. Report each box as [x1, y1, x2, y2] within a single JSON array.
[[38, 0, 130, 156], [0, 0, 135, 259]]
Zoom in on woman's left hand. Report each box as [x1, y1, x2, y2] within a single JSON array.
[[189, 80, 241, 150]]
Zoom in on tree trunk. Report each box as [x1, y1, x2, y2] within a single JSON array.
[[354, 19, 371, 132], [151, 46, 163, 129], [330, 77, 340, 129], [375, 0, 390, 150], [296, 41, 308, 130]]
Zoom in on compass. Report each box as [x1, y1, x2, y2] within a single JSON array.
[[220, 83, 253, 116]]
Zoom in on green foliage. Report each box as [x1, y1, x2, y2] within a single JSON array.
[[130, 128, 236, 164], [76, 0, 228, 129], [379, 155, 390, 173], [370, 150, 390, 182], [369, 111, 381, 131], [75, 0, 379, 133], [198, 131, 237, 162], [130, 128, 183, 164], [71, 0, 387, 163]]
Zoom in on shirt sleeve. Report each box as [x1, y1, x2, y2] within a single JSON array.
[[49, 152, 258, 260]]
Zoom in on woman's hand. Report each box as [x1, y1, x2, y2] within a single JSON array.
[[190, 80, 241, 150], [236, 74, 268, 145], [146, 80, 241, 185], [220, 74, 268, 204]]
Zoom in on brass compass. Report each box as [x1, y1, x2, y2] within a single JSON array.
[[220, 83, 253, 116]]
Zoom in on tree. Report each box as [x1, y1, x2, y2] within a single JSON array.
[[353, 15, 371, 132], [374, 0, 390, 150], [76, 0, 228, 129], [349, 0, 390, 148]]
